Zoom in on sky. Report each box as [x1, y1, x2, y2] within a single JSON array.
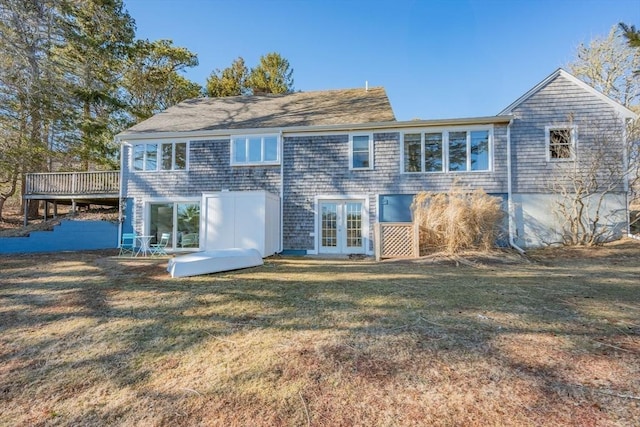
[[123, 0, 639, 121]]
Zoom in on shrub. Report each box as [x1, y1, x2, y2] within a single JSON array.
[[411, 184, 504, 254]]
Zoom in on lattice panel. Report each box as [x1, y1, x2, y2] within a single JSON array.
[[381, 224, 415, 258]]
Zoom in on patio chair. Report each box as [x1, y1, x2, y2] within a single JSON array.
[[150, 232, 171, 256], [181, 233, 199, 248], [119, 233, 136, 257]]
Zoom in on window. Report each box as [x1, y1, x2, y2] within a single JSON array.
[[148, 201, 200, 251], [350, 134, 373, 169], [402, 128, 490, 173], [231, 135, 280, 165], [546, 126, 576, 161], [424, 133, 443, 172], [133, 142, 187, 171], [404, 133, 422, 172]]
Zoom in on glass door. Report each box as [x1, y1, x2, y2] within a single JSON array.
[[319, 200, 364, 254], [148, 201, 200, 251]]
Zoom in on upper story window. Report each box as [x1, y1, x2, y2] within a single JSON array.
[[231, 135, 280, 165], [402, 127, 491, 173], [546, 125, 576, 161], [133, 141, 187, 171], [350, 134, 373, 170]]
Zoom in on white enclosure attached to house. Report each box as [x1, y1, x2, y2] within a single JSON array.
[[201, 191, 281, 257]]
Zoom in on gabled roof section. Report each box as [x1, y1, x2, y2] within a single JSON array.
[[499, 68, 638, 119], [121, 87, 396, 135]]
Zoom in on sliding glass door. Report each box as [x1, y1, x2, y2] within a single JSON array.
[[148, 201, 200, 251]]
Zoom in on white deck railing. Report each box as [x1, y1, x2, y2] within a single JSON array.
[[25, 171, 120, 197]]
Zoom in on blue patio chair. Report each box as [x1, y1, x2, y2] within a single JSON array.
[[150, 232, 171, 256], [119, 233, 136, 257]]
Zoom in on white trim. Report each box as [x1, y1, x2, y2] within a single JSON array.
[[500, 69, 638, 119], [314, 195, 372, 255], [349, 133, 374, 170], [545, 124, 577, 162]]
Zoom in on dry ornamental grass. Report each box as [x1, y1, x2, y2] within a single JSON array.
[[412, 185, 504, 254], [0, 240, 639, 426]]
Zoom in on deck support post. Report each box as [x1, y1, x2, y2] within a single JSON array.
[[71, 199, 76, 216], [53, 201, 58, 218], [23, 200, 28, 226], [44, 201, 48, 221]]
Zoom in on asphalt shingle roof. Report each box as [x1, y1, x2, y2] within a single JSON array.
[[122, 87, 395, 134]]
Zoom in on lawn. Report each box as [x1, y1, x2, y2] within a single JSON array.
[[1, 241, 639, 426]]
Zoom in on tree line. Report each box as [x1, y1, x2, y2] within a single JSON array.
[[0, 0, 294, 219]]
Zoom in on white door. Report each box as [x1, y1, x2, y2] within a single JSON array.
[[319, 200, 365, 254]]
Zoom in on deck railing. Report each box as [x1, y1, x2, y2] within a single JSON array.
[[25, 171, 120, 197]]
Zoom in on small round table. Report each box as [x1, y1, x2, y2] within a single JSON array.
[[135, 235, 153, 257]]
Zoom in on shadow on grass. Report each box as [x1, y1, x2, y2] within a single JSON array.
[[0, 245, 639, 425]]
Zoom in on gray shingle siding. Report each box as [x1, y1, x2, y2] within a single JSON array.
[[281, 125, 509, 251], [510, 74, 627, 194], [122, 140, 281, 233]]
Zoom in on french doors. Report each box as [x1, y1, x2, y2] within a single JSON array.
[[319, 200, 365, 254]]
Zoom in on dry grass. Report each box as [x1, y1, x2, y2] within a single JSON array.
[[412, 186, 504, 254], [1, 240, 639, 426]]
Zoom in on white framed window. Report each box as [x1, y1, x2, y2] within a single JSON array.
[[545, 125, 576, 161], [401, 127, 491, 173], [231, 135, 280, 165], [349, 134, 373, 170], [146, 199, 200, 251], [133, 141, 188, 171]]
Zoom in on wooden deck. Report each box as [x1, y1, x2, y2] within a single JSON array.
[[24, 171, 120, 202]]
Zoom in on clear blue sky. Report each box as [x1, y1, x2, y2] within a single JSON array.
[[124, 0, 639, 121]]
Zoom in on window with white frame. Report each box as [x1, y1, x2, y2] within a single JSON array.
[[546, 125, 576, 161], [401, 128, 490, 173], [231, 135, 280, 165], [350, 134, 373, 169], [133, 142, 187, 171]]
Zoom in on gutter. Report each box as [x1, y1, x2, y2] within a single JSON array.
[[506, 118, 526, 255]]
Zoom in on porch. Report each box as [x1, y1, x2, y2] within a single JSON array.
[[23, 171, 120, 224]]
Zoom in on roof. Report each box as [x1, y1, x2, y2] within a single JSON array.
[[118, 115, 513, 141], [120, 87, 396, 135], [499, 68, 638, 119]]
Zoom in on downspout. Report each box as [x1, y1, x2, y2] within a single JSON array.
[[279, 130, 284, 253], [117, 137, 124, 249], [622, 117, 633, 238], [506, 118, 526, 254]]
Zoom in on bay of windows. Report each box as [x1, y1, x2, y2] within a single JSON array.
[[134, 141, 187, 171], [231, 135, 279, 165], [402, 128, 490, 173]]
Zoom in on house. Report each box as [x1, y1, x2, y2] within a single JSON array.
[[116, 69, 637, 256]]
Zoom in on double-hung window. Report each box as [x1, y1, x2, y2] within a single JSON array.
[[350, 134, 373, 169], [545, 125, 576, 161], [133, 141, 187, 171], [402, 128, 491, 173], [231, 135, 280, 165]]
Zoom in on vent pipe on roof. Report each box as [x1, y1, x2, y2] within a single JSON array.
[[365, 81, 368, 91]]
